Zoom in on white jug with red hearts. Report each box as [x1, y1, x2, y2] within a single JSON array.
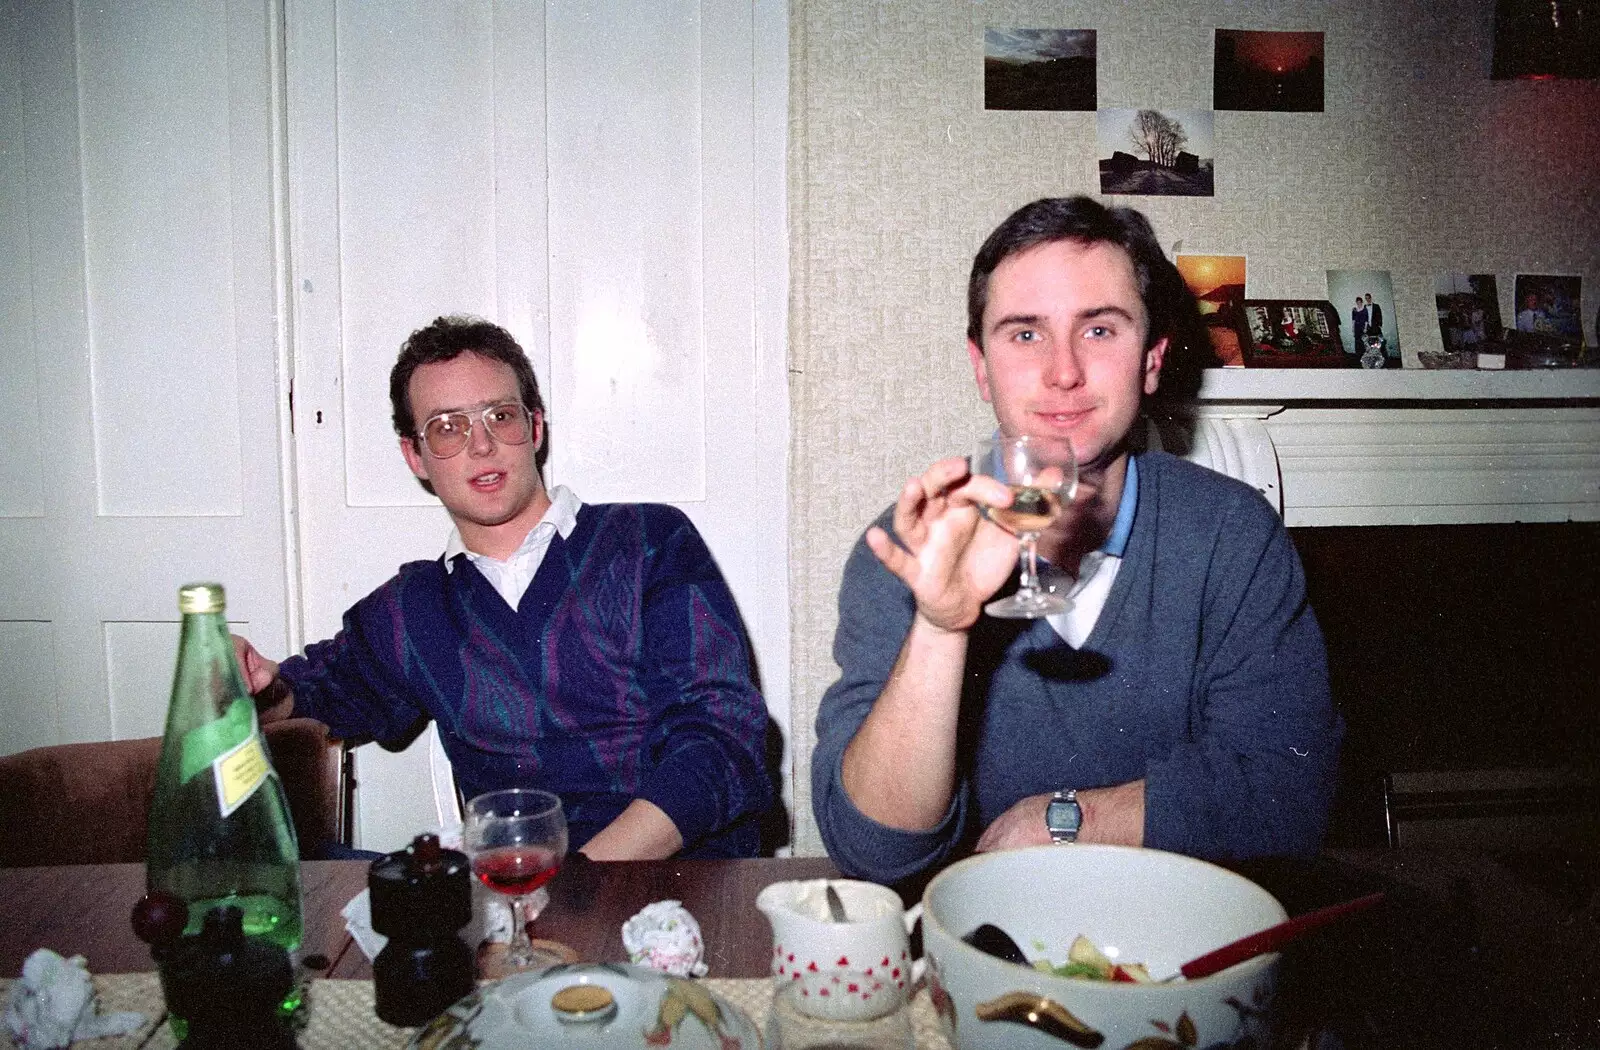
[[755, 878, 923, 1022]]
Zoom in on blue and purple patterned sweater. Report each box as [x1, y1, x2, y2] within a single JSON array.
[[279, 503, 773, 857]]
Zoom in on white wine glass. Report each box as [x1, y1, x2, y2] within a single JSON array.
[[465, 788, 569, 973], [972, 434, 1079, 619]]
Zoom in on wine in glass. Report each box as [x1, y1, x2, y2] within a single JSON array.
[[465, 788, 569, 973], [973, 434, 1079, 619]]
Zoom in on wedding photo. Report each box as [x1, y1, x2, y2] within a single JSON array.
[[1327, 268, 1401, 365]]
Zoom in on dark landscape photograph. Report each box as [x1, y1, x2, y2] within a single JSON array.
[[1214, 29, 1325, 112], [1097, 108, 1215, 197], [984, 28, 1096, 111]]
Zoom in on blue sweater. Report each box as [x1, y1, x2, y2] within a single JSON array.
[[813, 452, 1342, 882], [279, 503, 773, 857]]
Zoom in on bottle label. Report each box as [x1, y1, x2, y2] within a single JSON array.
[[213, 730, 271, 817], [179, 697, 270, 817]]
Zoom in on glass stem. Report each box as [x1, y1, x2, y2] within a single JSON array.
[[1018, 535, 1041, 596], [510, 894, 530, 953]]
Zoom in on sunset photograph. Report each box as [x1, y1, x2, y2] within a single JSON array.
[[1177, 254, 1247, 365], [1214, 29, 1325, 111]]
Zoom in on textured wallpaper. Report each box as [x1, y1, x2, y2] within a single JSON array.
[[786, 0, 1600, 855]]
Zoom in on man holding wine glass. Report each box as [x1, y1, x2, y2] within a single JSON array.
[[813, 197, 1342, 884], [234, 316, 774, 862]]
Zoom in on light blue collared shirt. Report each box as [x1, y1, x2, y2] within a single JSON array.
[[1045, 454, 1138, 648]]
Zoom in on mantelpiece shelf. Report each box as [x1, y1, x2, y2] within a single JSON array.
[[1191, 368, 1600, 403]]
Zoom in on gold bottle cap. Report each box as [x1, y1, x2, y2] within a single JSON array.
[[177, 583, 226, 614]]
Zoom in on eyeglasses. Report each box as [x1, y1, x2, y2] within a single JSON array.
[[417, 402, 535, 459]]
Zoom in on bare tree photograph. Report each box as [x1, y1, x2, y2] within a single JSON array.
[[1097, 108, 1215, 196], [984, 28, 1096, 111]]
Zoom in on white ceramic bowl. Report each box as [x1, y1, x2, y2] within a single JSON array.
[[921, 845, 1288, 1050]]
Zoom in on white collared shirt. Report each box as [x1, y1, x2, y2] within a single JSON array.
[[1043, 552, 1123, 649], [443, 485, 583, 609]]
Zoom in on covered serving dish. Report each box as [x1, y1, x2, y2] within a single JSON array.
[[407, 962, 761, 1050]]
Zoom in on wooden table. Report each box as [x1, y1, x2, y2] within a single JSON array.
[[0, 860, 367, 976], [4, 849, 1595, 1047], [0, 855, 839, 980]]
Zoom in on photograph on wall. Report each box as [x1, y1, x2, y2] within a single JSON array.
[[1213, 29, 1325, 112], [984, 29, 1096, 111], [1233, 300, 1348, 367], [1097, 108, 1214, 197], [1326, 269, 1401, 366], [1512, 274, 1584, 340], [1427, 273, 1504, 369], [1176, 254, 1247, 366]]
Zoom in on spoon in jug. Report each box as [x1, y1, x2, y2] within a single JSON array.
[[824, 883, 849, 923]]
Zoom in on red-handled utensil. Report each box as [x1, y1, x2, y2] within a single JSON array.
[[1168, 891, 1385, 981]]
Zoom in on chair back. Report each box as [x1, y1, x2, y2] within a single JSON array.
[[0, 718, 347, 867]]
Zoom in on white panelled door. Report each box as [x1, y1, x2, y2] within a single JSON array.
[[0, 0, 290, 756], [285, 0, 789, 851]]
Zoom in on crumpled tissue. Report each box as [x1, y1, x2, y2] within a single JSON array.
[[3, 949, 145, 1050], [621, 900, 707, 977]]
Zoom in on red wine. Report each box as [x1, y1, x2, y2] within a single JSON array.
[[472, 846, 561, 896]]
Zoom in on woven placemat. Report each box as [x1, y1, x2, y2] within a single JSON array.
[[2, 974, 953, 1049]]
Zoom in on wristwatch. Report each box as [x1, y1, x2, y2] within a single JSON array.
[[1045, 789, 1082, 844]]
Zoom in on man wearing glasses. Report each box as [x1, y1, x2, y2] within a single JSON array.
[[236, 316, 773, 859]]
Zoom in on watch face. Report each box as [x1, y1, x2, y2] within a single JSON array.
[[1047, 795, 1081, 839]]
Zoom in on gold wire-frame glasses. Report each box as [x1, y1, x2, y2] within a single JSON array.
[[417, 402, 534, 459]]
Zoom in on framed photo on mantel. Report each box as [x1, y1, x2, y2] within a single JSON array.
[[1235, 299, 1354, 367]]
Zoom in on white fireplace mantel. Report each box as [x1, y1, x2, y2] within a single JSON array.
[[1194, 367, 1600, 404], [1153, 369, 1600, 528]]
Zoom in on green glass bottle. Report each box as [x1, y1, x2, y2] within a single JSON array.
[[146, 583, 304, 953]]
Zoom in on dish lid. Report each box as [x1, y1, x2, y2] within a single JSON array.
[[406, 962, 762, 1050]]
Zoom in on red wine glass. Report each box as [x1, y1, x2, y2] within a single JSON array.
[[464, 788, 568, 972]]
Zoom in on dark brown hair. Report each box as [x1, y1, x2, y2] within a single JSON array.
[[389, 315, 547, 469], [967, 196, 1188, 354]]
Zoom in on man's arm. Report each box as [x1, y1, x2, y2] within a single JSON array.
[[1139, 498, 1340, 860], [838, 617, 970, 831], [974, 780, 1146, 852], [233, 635, 295, 722], [236, 581, 433, 752], [579, 799, 683, 860], [837, 459, 1020, 831], [623, 508, 774, 857]]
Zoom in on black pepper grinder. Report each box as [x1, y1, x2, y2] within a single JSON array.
[[370, 832, 475, 1026], [130, 898, 299, 1050]]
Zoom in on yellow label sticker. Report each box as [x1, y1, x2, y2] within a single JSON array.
[[213, 731, 270, 817]]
